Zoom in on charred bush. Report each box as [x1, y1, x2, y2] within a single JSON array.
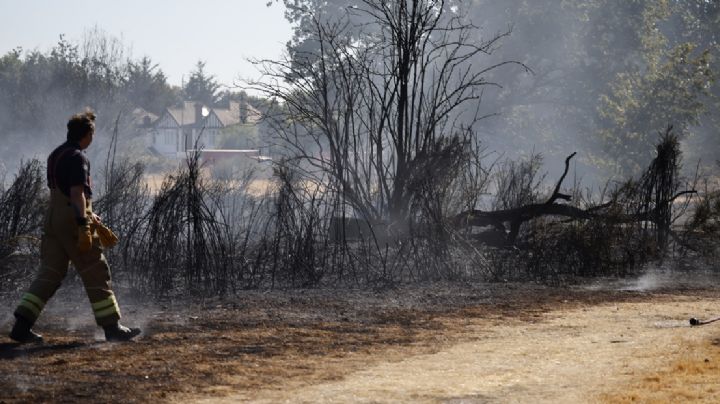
[[0, 160, 47, 289], [265, 164, 328, 287], [93, 158, 149, 279], [492, 153, 546, 211], [683, 178, 720, 260], [519, 217, 653, 284], [405, 136, 473, 276], [209, 168, 273, 290], [127, 149, 231, 296], [501, 129, 686, 283]]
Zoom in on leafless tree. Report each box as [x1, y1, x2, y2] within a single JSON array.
[[0, 160, 46, 286], [253, 0, 526, 229]]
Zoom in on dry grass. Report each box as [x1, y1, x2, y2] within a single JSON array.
[[602, 338, 720, 403]]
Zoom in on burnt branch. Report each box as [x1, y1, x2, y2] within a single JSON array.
[[546, 152, 576, 204], [453, 136, 696, 248]]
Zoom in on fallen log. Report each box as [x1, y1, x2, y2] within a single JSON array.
[[452, 148, 696, 247]]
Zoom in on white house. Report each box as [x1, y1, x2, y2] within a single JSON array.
[[149, 100, 261, 158]]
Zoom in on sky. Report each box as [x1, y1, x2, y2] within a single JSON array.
[[0, 0, 293, 90]]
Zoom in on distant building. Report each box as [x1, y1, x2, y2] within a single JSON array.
[[130, 107, 158, 139], [148, 100, 261, 158]]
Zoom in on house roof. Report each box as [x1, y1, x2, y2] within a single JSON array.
[[212, 102, 241, 127], [242, 102, 262, 124], [131, 108, 158, 127], [211, 101, 262, 126], [156, 100, 261, 129], [166, 101, 208, 127]]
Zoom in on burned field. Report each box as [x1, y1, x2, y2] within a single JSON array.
[[2, 280, 720, 403]]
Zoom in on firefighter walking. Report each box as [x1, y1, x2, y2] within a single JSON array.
[[9, 110, 140, 343]]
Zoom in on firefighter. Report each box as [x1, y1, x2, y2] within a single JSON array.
[[9, 110, 141, 343]]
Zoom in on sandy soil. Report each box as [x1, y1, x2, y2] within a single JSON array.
[[1, 275, 719, 403], [231, 297, 720, 403]]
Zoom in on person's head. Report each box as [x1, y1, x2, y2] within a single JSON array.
[[67, 109, 96, 149]]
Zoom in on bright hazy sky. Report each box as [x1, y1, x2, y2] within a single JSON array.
[[0, 0, 292, 90]]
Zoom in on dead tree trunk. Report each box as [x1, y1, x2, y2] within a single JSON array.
[[453, 130, 695, 248], [453, 152, 581, 245]]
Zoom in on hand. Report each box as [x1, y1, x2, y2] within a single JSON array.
[[77, 225, 93, 253], [91, 213, 102, 224]]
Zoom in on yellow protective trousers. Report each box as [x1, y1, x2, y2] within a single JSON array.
[[14, 190, 121, 327]]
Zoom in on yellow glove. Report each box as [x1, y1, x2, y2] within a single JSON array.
[[77, 224, 93, 253], [94, 222, 119, 248]]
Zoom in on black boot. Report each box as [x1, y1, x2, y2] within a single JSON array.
[[9, 315, 43, 343], [103, 323, 141, 342]]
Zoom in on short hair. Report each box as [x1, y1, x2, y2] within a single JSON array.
[[67, 110, 96, 142]]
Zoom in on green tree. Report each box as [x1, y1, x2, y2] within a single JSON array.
[[446, 1, 719, 178], [589, 0, 718, 175], [125, 56, 179, 114], [0, 48, 24, 132], [0, 31, 176, 160], [598, 44, 713, 174], [183, 61, 220, 106], [666, 0, 720, 167]]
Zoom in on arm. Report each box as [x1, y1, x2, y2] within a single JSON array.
[[69, 185, 88, 224], [71, 184, 94, 253]]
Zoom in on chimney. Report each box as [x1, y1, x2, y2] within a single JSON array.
[[194, 102, 203, 125], [239, 101, 248, 124], [239, 93, 247, 124]]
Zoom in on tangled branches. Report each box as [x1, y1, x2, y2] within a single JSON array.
[[0, 160, 47, 286], [127, 150, 230, 295]]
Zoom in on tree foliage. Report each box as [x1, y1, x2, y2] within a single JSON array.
[[460, 0, 719, 177], [126, 56, 179, 115], [598, 44, 713, 174], [0, 30, 179, 158], [183, 60, 220, 106]]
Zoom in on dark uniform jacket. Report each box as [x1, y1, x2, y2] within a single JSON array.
[[47, 141, 93, 199]]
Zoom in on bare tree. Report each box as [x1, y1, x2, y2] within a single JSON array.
[[254, 0, 525, 228]]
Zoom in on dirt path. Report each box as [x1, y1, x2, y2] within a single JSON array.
[[198, 297, 720, 403], [2, 282, 719, 403]]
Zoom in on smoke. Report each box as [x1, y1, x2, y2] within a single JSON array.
[[618, 268, 673, 292], [114, 296, 159, 339], [583, 261, 720, 293]]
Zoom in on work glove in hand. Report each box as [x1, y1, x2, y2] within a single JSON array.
[[94, 222, 119, 248], [77, 224, 93, 253]]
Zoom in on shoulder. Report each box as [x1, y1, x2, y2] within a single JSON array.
[[59, 148, 89, 170], [68, 148, 87, 161]]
